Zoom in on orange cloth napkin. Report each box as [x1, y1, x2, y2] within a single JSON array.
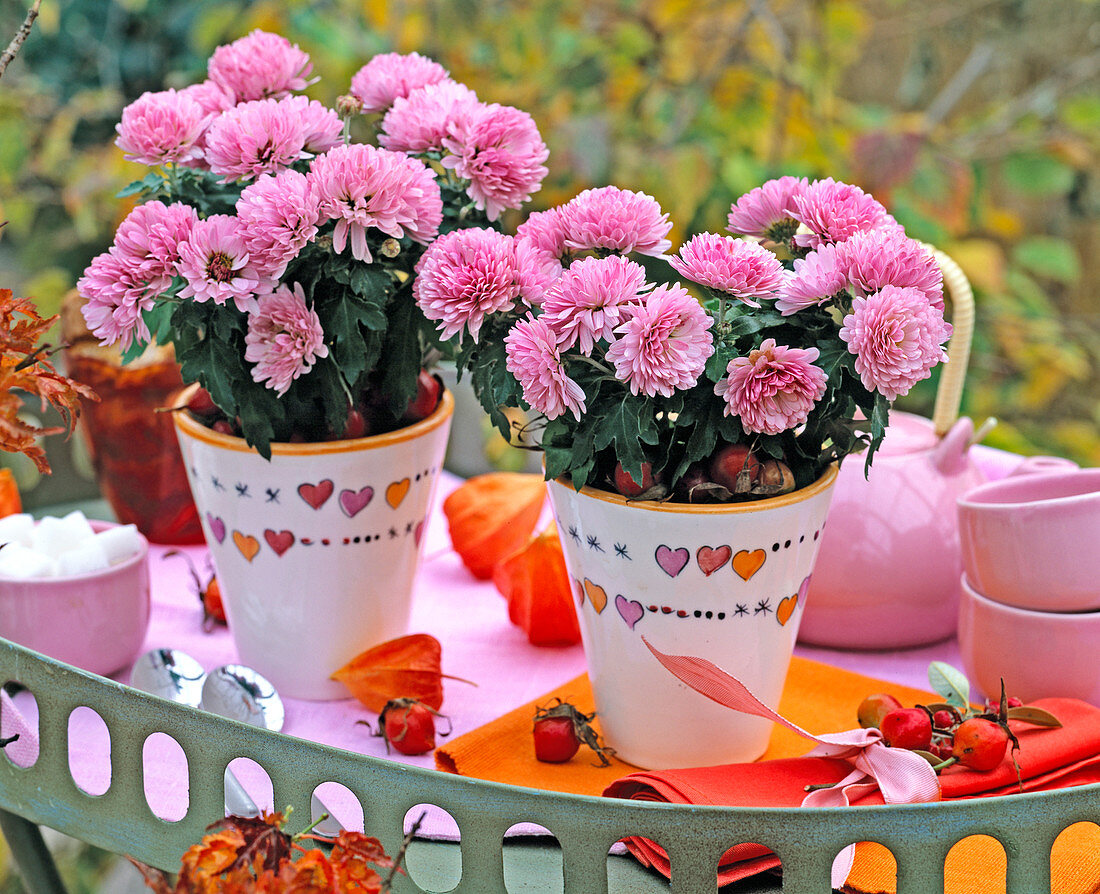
[[436, 658, 1100, 893]]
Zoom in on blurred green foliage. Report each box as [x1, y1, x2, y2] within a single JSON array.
[[0, 0, 1097, 463]]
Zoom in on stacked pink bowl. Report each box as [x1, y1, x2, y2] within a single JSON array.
[[957, 467, 1100, 705]]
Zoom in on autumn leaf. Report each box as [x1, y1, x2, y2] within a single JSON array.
[[0, 469, 20, 518], [442, 472, 547, 579], [492, 524, 581, 647], [332, 633, 446, 713]]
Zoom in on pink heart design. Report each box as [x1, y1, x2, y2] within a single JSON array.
[[298, 480, 334, 510], [655, 545, 690, 578], [615, 594, 645, 630], [799, 574, 812, 602], [264, 529, 295, 557], [697, 545, 732, 576], [339, 486, 374, 518], [206, 513, 226, 544], [414, 520, 424, 546]]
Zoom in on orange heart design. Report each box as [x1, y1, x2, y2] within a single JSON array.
[[232, 530, 260, 563], [777, 592, 799, 626], [697, 545, 732, 576], [583, 579, 608, 614], [386, 478, 411, 508], [732, 548, 766, 581]]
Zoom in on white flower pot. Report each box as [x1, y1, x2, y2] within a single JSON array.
[[174, 391, 454, 700], [547, 465, 837, 769]]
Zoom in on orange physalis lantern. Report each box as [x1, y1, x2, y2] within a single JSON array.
[[442, 472, 547, 579], [0, 468, 20, 519], [493, 524, 581, 646], [331, 633, 445, 713]]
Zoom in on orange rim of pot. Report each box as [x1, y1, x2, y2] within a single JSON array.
[[552, 462, 838, 515], [172, 385, 454, 456]]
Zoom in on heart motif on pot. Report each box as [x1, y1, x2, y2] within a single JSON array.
[[615, 595, 645, 630], [386, 478, 410, 508], [732, 548, 766, 581], [298, 479, 334, 510], [776, 592, 799, 626], [232, 531, 260, 562], [655, 545, 690, 578], [696, 545, 732, 576], [339, 486, 374, 518], [573, 578, 585, 606], [414, 520, 424, 545], [264, 529, 295, 557], [206, 514, 226, 544], [583, 579, 608, 613], [798, 574, 812, 602]]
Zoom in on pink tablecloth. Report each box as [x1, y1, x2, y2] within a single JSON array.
[[6, 446, 1023, 836]]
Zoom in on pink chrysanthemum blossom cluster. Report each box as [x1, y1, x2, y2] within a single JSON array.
[[840, 285, 952, 400], [726, 175, 808, 240], [236, 169, 321, 278], [207, 30, 314, 102], [244, 283, 329, 396], [790, 178, 899, 249], [176, 214, 277, 312], [504, 316, 586, 421], [309, 143, 443, 263], [412, 228, 524, 341], [349, 52, 450, 115], [379, 80, 479, 154], [540, 256, 650, 354], [669, 234, 785, 308], [115, 89, 211, 167], [559, 186, 673, 257], [775, 242, 848, 315], [714, 339, 828, 435]]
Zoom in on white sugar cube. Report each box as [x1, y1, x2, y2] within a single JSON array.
[[0, 514, 34, 547], [29, 512, 95, 559], [93, 524, 142, 565], [56, 539, 111, 576], [0, 543, 57, 579]]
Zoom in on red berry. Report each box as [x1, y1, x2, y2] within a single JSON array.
[[402, 371, 443, 423], [932, 709, 956, 730], [708, 444, 760, 493], [857, 693, 903, 730], [211, 419, 235, 436], [880, 708, 933, 751], [380, 698, 437, 755], [952, 718, 1009, 771], [533, 715, 580, 763], [1007, 696, 1023, 708], [341, 407, 370, 440], [185, 386, 219, 418], [613, 462, 658, 497], [930, 739, 954, 760]]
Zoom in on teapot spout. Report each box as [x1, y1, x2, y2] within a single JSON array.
[[931, 416, 975, 474]]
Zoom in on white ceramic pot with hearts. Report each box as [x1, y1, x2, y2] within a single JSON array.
[[174, 390, 453, 700], [547, 464, 837, 769]]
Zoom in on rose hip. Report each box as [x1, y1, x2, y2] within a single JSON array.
[[952, 718, 1009, 771], [708, 444, 760, 493], [879, 708, 933, 751], [402, 370, 443, 423], [857, 693, 903, 730], [932, 709, 956, 730], [380, 698, 438, 756], [613, 461, 658, 497]]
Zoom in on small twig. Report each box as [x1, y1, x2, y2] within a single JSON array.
[[381, 810, 425, 892], [0, 0, 42, 82]]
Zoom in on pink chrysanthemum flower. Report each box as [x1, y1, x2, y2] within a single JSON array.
[[669, 234, 785, 308], [282, 95, 344, 156], [180, 79, 236, 116], [413, 228, 521, 341], [112, 201, 199, 294], [350, 52, 449, 115], [837, 229, 944, 310], [77, 251, 155, 350], [441, 102, 549, 221], [176, 214, 275, 312], [606, 284, 714, 398], [379, 79, 479, 154], [775, 242, 849, 315], [504, 316, 586, 421], [513, 237, 559, 307], [514, 207, 569, 292], [244, 283, 329, 396], [115, 89, 210, 167], [237, 170, 321, 278], [790, 178, 898, 248], [715, 338, 827, 435], [309, 143, 443, 262], [540, 255, 650, 354], [726, 176, 808, 240], [204, 98, 310, 182], [840, 285, 952, 400], [207, 30, 314, 102], [559, 186, 673, 257]]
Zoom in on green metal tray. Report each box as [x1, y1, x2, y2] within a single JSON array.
[[0, 637, 1096, 893]]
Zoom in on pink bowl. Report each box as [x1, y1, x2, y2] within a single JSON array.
[[0, 521, 151, 676], [957, 467, 1100, 612], [958, 574, 1100, 706]]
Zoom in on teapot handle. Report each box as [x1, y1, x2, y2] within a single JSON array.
[[929, 248, 975, 438]]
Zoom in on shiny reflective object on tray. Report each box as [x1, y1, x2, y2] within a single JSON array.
[[130, 648, 206, 707], [200, 664, 285, 732]]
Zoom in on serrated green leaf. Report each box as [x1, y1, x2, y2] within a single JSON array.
[[928, 661, 970, 708]]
